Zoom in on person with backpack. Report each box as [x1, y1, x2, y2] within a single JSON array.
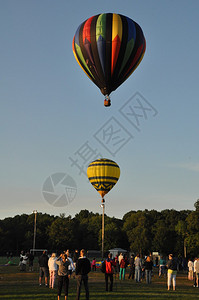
[[104, 253, 116, 292]]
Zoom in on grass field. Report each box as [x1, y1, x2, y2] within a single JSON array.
[[0, 257, 198, 299]]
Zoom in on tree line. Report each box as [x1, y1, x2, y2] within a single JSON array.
[[0, 200, 199, 258]]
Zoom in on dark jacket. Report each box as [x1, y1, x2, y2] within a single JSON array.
[[143, 260, 153, 271], [38, 253, 49, 268], [129, 257, 135, 270], [76, 257, 91, 275], [167, 258, 177, 271]]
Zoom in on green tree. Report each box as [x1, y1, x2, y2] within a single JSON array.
[[185, 211, 199, 257], [175, 220, 187, 257], [99, 218, 129, 252], [194, 199, 199, 211], [123, 211, 151, 254], [48, 214, 75, 250], [152, 219, 175, 255]]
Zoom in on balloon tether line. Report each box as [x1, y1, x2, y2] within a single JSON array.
[[101, 197, 105, 259]]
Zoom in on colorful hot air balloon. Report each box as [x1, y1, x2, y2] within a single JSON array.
[[87, 158, 120, 200], [72, 13, 146, 106]]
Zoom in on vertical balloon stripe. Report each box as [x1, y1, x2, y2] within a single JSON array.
[[104, 13, 113, 93], [74, 43, 94, 78], [82, 17, 96, 66], [127, 40, 146, 76], [118, 17, 136, 75], [83, 17, 93, 44], [111, 14, 122, 75], [112, 14, 123, 41], [73, 23, 95, 78], [118, 38, 135, 77], [96, 14, 106, 40], [126, 17, 136, 42], [124, 44, 144, 78], [96, 14, 106, 75], [89, 14, 107, 88], [72, 37, 93, 80]]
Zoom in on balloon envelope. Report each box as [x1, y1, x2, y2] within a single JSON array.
[[72, 13, 146, 103], [87, 158, 120, 198]]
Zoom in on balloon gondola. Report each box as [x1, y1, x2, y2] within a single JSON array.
[[72, 13, 146, 106]]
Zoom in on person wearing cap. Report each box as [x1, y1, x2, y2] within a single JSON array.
[[166, 254, 177, 291]]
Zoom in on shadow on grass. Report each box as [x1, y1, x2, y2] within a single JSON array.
[[0, 267, 198, 300]]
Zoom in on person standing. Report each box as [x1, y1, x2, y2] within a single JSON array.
[[19, 251, 28, 271], [195, 257, 199, 288], [73, 249, 79, 269], [104, 253, 116, 292], [66, 250, 75, 276], [134, 254, 142, 282], [75, 249, 91, 300], [91, 258, 96, 271], [188, 259, 194, 281], [118, 253, 123, 265], [38, 250, 49, 287], [193, 257, 198, 287], [27, 251, 34, 272], [167, 254, 177, 291], [56, 253, 70, 300], [128, 254, 135, 280], [119, 254, 128, 280], [48, 253, 58, 289], [143, 256, 153, 284], [159, 256, 166, 278]]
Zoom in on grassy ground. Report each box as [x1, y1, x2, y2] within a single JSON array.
[[0, 257, 198, 299]]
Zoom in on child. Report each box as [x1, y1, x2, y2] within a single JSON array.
[[91, 258, 96, 271]]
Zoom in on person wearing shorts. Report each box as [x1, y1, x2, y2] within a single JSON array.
[[38, 250, 49, 287]]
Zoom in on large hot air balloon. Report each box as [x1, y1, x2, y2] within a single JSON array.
[[87, 158, 120, 200], [72, 13, 146, 107]]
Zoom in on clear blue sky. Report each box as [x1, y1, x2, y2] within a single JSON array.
[[1, 0, 199, 220]]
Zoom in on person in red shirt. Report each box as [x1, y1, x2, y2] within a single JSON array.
[[91, 258, 96, 271], [104, 253, 116, 292]]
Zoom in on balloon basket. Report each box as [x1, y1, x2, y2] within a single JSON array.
[[104, 99, 111, 107]]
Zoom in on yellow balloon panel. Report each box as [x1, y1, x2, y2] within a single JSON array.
[[87, 158, 120, 198]]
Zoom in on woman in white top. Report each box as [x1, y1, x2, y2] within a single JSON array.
[[188, 259, 194, 280], [48, 253, 58, 289], [66, 250, 75, 276]]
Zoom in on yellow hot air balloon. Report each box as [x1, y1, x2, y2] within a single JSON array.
[[87, 158, 120, 200], [87, 158, 120, 258]]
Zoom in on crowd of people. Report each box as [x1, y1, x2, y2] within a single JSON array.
[[102, 252, 199, 292], [37, 249, 90, 300], [18, 249, 199, 298]]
